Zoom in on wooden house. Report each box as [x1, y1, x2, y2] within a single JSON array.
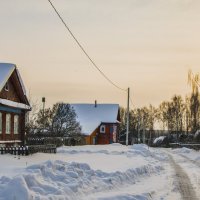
[[0, 63, 31, 147], [71, 102, 120, 145]]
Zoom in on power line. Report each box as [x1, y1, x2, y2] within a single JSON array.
[[47, 0, 127, 92]]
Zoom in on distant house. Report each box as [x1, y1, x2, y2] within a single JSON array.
[[0, 63, 31, 147], [71, 102, 120, 145]]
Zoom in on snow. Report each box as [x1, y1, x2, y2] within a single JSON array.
[[0, 144, 171, 200], [0, 144, 199, 200], [0, 140, 21, 144], [0, 63, 15, 92], [171, 146, 200, 165], [0, 98, 31, 110], [70, 104, 119, 135], [172, 147, 192, 154], [0, 160, 162, 200], [168, 147, 200, 198]]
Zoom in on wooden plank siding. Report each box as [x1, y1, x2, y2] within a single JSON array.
[[85, 129, 98, 145], [0, 78, 21, 103]]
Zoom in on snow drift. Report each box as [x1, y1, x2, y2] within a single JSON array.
[[0, 160, 162, 200]]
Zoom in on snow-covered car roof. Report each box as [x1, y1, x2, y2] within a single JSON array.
[[70, 104, 120, 135], [153, 136, 166, 144]]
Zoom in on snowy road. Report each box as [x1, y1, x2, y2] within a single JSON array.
[[0, 144, 200, 200], [168, 153, 198, 200]]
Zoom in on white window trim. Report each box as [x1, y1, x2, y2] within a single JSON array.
[[14, 115, 19, 135], [0, 113, 2, 134], [100, 125, 106, 133], [6, 114, 11, 134]]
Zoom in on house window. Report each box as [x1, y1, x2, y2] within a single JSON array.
[[4, 82, 9, 91], [0, 113, 2, 134], [6, 114, 11, 134], [14, 115, 19, 134], [100, 125, 106, 133]]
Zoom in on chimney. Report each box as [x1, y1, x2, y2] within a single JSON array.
[[95, 100, 97, 107]]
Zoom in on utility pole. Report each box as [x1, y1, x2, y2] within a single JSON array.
[[42, 97, 46, 117], [126, 88, 130, 146], [42, 97, 46, 133]]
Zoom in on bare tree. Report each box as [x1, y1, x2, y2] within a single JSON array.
[[188, 70, 200, 132]]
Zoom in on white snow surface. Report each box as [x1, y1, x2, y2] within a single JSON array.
[[0, 63, 15, 92], [2, 144, 200, 200], [172, 146, 200, 163], [0, 144, 169, 200], [70, 104, 119, 135]]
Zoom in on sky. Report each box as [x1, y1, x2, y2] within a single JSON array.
[[0, 0, 200, 109]]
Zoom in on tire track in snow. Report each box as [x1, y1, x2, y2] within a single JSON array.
[[168, 154, 198, 200]]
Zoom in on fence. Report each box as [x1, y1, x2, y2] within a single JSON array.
[[0, 145, 57, 156], [26, 136, 86, 147]]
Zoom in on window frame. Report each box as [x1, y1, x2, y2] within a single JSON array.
[[100, 125, 106, 133]]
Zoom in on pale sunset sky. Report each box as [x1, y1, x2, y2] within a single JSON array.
[[0, 0, 200, 108]]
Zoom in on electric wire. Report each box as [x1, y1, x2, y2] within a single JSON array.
[[47, 0, 127, 92]]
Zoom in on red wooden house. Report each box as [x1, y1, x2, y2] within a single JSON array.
[[0, 63, 31, 147], [71, 102, 120, 145]]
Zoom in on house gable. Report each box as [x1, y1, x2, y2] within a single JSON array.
[[0, 66, 29, 105], [70, 103, 120, 136], [0, 77, 21, 103]]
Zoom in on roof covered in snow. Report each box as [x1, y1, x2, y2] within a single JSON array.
[[0, 98, 31, 110], [0, 63, 15, 92], [70, 104, 120, 135]]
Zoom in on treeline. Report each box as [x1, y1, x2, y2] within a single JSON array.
[[120, 70, 200, 134]]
